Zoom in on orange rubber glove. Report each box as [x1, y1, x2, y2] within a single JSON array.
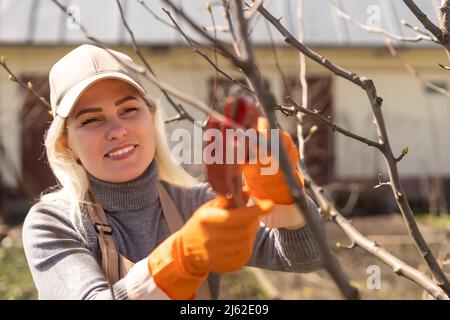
[[242, 117, 304, 205], [147, 193, 273, 300]]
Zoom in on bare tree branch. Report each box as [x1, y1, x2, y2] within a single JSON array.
[[329, 0, 436, 43], [403, 0, 450, 65], [221, 0, 241, 56], [285, 98, 381, 149], [258, 5, 368, 89], [296, 0, 308, 161], [162, 8, 254, 94], [0, 57, 55, 132], [136, 0, 177, 30], [0, 56, 51, 111], [243, 0, 262, 19], [264, 18, 289, 95], [374, 173, 392, 190], [137, 0, 221, 54], [401, 19, 438, 41], [258, 2, 450, 297], [305, 173, 449, 300], [385, 39, 450, 99], [439, 0, 450, 38], [206, 2, 220, 111], [159, 1, 243, 67], [403, 0, 446, 42], [336, 0, 449, 97]]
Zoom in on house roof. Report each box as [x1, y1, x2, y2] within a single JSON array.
[[0, 0, 442, 48]]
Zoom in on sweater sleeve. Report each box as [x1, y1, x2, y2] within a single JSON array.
[[248, 195, 325, 272], [187, 182, 325, 273]]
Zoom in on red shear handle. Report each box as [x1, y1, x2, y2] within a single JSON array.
[[204, 94, 258, 208]]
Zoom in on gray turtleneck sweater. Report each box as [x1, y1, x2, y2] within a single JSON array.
[[22, 160, 325, 300]]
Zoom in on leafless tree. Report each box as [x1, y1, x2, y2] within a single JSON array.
[[2, 0, 449, 299]]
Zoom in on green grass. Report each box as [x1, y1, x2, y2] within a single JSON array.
[[416, 213, 450, 231], [220, 268, 270, 300], [0, 245, 37, 300]]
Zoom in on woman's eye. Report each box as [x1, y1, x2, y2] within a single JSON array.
[[122, 107, 138, 115], [80, 118, 101, 126]]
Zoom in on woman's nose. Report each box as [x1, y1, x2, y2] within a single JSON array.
[[106, 120, 128, 141]]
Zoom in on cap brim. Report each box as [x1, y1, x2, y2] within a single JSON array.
[[55, 72, 146, 118]]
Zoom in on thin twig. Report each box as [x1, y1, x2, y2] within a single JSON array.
[[402, 0, 446, 42], [402, 0, 450, 64], [264, 19, 290, 97], [401, 19, 438, 41], [285, 99, 381, 149], [137, 0, 221, 54], [162, 8, 254, 94], [297, 0, 309, 162], [385, 39, 450, 99], [207, 2, 220, 111], [221, 0, 240, 55], [137, 0, 176, 30], [0, 57, 51, 111], [329, 0, 436, 43], [374, 173, 392, 190], [160, 1, 243, 67]]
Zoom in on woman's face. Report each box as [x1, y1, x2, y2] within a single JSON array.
[[64, 79, 156, 183]]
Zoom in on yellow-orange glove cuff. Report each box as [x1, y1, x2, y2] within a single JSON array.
[[258, 200, 306, 229]]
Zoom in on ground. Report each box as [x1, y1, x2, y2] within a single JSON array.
[[220, 213, 450, 300], [0, 213, 449, 300]]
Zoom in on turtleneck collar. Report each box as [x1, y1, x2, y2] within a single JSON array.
[[87, 160, 159, 212]]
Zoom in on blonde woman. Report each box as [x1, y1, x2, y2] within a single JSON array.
[[22, 44, 326, 300]]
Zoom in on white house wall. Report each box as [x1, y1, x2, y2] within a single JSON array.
[[329, 49, 450, 181]]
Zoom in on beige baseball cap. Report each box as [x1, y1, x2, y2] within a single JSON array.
[[49, 44, 146, 118]]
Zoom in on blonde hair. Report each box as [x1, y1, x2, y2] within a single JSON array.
[[41, 95, 198, 243]]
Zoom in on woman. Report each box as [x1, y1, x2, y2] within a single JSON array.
[[22, 44, 326, 300]]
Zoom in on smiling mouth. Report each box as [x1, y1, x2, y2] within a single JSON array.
[[105, 145, 138, 159]]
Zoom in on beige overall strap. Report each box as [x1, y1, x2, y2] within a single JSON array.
[[86, 195, 121, 285], [157, 182, 212, 300]]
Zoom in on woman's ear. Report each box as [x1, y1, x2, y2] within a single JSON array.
[[60, 130, 79, 162], [60, 132, 71, 152]]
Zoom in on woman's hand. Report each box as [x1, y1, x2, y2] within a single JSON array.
[[147, 194, 273, 299], [242, 117, 304, 205]]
